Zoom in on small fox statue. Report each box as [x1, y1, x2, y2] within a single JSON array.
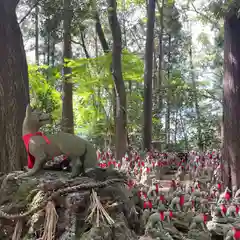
[[21, 105, 97, 178]]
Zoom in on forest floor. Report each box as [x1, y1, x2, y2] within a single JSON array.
[[0, 167, 220, 240]]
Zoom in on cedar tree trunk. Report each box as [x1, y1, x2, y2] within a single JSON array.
[[107, 0, 127, 160], [0, 0, 30, 172], [223, 12, 240, 188], [143, 0, 155, 150], [62, 0, 74, 134]]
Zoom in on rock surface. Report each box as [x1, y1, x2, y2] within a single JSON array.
[[0, 168, 139, 240], [0, 167, 239, 240]]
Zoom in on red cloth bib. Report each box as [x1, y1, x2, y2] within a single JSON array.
[[224, 192, 231, 201], [128, 180, 134, 189], [236, 206, 239, 214], [221, 205, 227, 214], [160, 211, 164, 221], [233, 228, 240, 239], [102, 163, 107, 168], [160, 195, 165, 202], [143, 201, 152, 209], [203, 214, 207, 224], [179, 195, 184, 207], [22, 132, 50, 169]]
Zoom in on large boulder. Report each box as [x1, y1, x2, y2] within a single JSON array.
[[0, 168, 140, 240]]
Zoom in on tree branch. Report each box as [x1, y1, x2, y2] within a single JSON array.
[[71, 39, 81, 45], [18, 1, 39, 25], [80, 31, 91, 58], [191, 2, 220, 29]]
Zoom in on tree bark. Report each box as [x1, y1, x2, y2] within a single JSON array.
[[220, 117, 223, 149], [35, 1, 39, 65], [47, 31, 50, 66], [179, 108, 188, 151], [62, 0, 74, 134], [107, 0, 127, 160], [51, 38, 55, 66], [80, 31, 90, 59], [143, 0, 155, 150], [0, 0, 30, 172], [95, 12, 110, 54], [174, 110, 178, 145], [223, 13, 240, 188], [165, 34, 171, 150], [92, 5, 118, 152], [156, 0, 164, 113], [189, 36, 203, 151]]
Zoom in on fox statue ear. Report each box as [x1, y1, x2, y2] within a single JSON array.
[[25, 104, 32, 118]]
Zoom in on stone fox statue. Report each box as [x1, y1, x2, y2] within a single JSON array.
[[21, 105, 97, 177]]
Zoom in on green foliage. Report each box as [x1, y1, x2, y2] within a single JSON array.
[[207, 0, 240, 19], [28, 65, 61, 118], [29, 51, 144, 143], [28, 65, 62, 134], [117, 0, 145, 9], [71, 51, 144, 140], [21, 0, 225, 150]]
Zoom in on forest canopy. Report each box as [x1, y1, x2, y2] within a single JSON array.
[[17, 0, 230, 152]]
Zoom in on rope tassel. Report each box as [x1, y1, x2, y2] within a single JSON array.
[[12, 220, 23, 240], [42, 201, 58, 240]]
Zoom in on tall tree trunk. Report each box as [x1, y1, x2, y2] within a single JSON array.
[[0, 0, 30, 172], [220, 117, 223, 149], [80, 31, 90, 58], [35, 2, 39, 65], [122, 0, 127, 49], [43, 51, 46, 64], [95, 26, 98, 57], [51, 39, 55, 66], [122, 0, 131, 145], [189, 38, 203, 151], [92, 5, 117, 150], [62, 0, 74, 134], [223, 13, 240, 188], [122, 0, 132, 97], [156, 0, 164, 113], [174, 110, 178, 145], [165, 34, 171, 150], [107, 0, 127, 160], [143, 0, 155, 150], [179, 108, 188, 151], [47, 31, 50, 65], [153, 42, 157, 90], [94, 11, 109, 54]]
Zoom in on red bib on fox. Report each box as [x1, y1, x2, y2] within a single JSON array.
[[23, 132, 50, 169]]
